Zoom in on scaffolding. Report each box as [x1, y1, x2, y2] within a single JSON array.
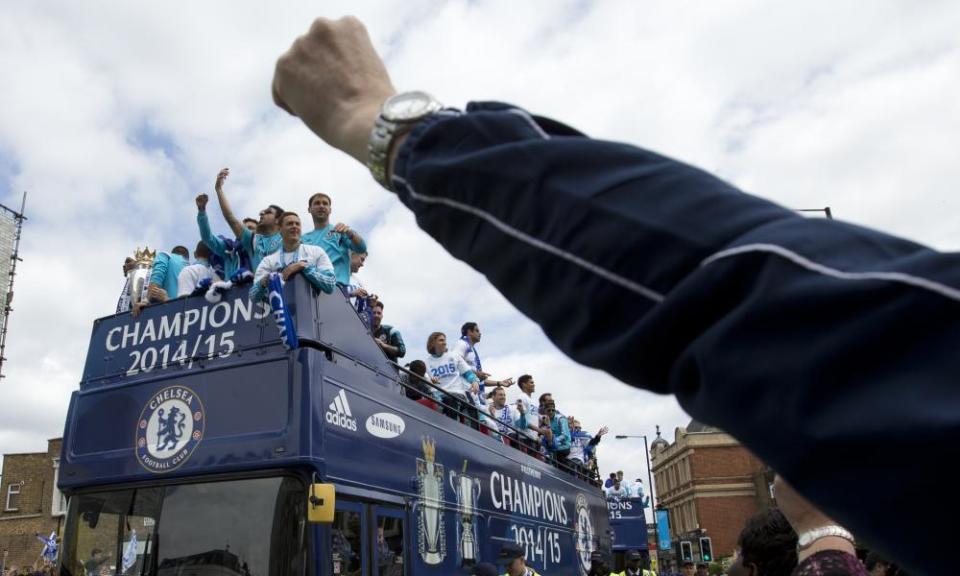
[[0, 192, 27, 380]]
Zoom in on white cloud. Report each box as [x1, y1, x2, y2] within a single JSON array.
[[0, 0, 957, 490]]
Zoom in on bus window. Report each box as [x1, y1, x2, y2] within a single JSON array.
[[64, 489, 131, 576], [61, 477, 306, 576], [331, 509, 363, 576], [118, 493, 160, 576], [375, 514, 404, 576]]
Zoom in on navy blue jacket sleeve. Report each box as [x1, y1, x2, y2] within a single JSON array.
[[390, 102, 959, 574]]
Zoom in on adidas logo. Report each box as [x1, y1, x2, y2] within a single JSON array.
[[325, 390, 358, 432]]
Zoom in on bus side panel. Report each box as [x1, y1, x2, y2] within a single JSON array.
[[317, 376, 610, 575]]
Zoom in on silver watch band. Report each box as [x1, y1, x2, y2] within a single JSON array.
[[797, 525, 854, 551], [367, 115, 396, 189], [367, 91, 444, 190]]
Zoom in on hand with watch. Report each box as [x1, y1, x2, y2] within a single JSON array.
[[773, 475, 856, 563], [272, 16, 443, 188]]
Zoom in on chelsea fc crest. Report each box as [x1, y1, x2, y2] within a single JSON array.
[[135, 385, 205, 473], [574, 493, 595, 575]]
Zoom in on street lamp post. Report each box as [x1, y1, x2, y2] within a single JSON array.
[[615, 433, 659, 564]]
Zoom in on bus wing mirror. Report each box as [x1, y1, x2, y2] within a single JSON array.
[[307, 483, 335, 523]]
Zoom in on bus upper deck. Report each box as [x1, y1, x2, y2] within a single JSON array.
[[59, 277, 610, 575]]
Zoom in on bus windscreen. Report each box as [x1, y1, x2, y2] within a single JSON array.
[[60, 476, 307, 576]]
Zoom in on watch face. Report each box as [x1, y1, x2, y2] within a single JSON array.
[[383, 91, 439, 122]]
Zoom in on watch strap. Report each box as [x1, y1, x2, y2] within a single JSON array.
[[796, 525, 854, 551], [367, 92, 444, 191], [368, 115, 399, 189]]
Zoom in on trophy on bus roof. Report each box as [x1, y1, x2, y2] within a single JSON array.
[[118, 247, 156, 313]]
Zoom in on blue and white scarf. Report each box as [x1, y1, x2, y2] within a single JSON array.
[[493, 404, 515, 436], [208, 236, 254, 284], [268, 273, 299, 350], [461, 336, 485, 406], [122, 529, 138, 571], [116, 276, 132, 313], [460, 335, 482, 372], [355, 296, 374, 331]]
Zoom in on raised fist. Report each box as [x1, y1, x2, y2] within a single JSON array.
[[272, 17, 396, 164]]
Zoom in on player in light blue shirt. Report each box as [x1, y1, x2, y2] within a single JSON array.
[[249, 212, 337, 302], [149, 247, 190, 300], [131, 246, 190, 316], [301, 192, 366, 286], [209, 167, 283, 273], [195, 192, 256, 282]]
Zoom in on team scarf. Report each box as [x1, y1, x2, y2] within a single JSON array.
[[36, 531, 57, 563], [460, 336, 487, 407], [195, 278, 234, 304], [355, 296, 374, 331], [207, 236, 254, 284], [268, 273, 299, 350], [460, 335, 482, 372], [116, 275, 132, 313], [493, 404, 515, 435]]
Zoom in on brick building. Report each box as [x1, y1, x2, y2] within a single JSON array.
[[650, 421, 773, 563], [0, 439, 66, 573]]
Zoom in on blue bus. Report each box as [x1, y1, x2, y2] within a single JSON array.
[[57, 276, 611, 575], [607, 497, 649, 569]]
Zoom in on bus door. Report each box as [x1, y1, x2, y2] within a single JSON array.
[[371, 504, 406, 576], [328, 500, 408, 576], [331, 499, 368, 576]]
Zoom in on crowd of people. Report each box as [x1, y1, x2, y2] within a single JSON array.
[[118, 167, 359, 316], [603, 470, 647, 502], [116, 168, 609, 483], [402, 341, 611, 482]]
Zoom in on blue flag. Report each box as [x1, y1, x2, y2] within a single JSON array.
[[36, 531, 57, 563], [122, 529, 138, 571], [268, 273, 299, 350]]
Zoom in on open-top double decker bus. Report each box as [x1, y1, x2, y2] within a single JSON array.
[[57, 276, 610, 575]]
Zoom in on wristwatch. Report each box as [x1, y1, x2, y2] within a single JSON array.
[[367, 91, 443, 189], [796, 525, 854, 552]]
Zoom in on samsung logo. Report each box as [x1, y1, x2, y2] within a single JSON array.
[[365, 412, 406, 439]]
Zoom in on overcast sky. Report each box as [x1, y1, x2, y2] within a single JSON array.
[[1, 1, 958, 517]]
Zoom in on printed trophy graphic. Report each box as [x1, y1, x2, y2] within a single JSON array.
[[416, 437, 446, 565], [128, 247, 156, 304], [449, 460, 482, 564]]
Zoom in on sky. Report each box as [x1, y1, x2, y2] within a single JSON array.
[[1, 0, 958, 520]]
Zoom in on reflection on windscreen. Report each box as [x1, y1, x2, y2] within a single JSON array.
[[61, 477, 306, 576]]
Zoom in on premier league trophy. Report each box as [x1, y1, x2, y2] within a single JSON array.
[[449, 461, 482, 564], [117, 247, 156, 313], [130, 248, 156, 303], [416, 437, 446, 565]]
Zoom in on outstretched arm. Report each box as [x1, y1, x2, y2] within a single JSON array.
[[588, 426, 608, 447], [271, 16, 960, 575], [213, 168, 245, 239], [196, 194, 229, 258]]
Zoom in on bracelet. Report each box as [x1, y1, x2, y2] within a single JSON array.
[[796, 525, 854, 552]]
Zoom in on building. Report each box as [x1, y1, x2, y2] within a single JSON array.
[[650, 421, 773, 563], [0, 439, 66, 573]]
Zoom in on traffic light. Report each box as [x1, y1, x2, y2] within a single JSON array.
[[699, 537, 713, 562], [680, 541, 693, 561]]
